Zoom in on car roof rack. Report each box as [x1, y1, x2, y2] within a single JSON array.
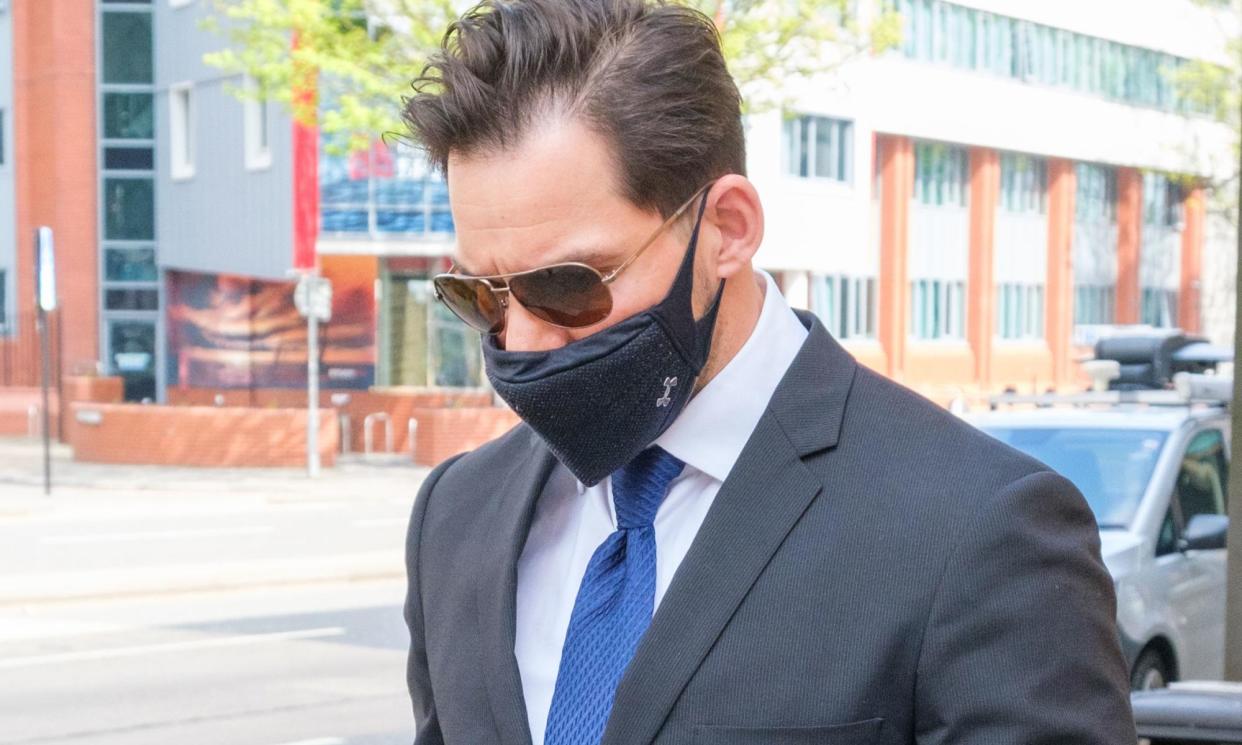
[[989, 373, 1232, 410]]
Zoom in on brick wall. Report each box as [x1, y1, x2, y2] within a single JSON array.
[[67, 403, 339, 468], [408, 407, 521, 467], [166, 386, 499, 458]]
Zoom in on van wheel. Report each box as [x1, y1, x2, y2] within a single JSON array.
[[1131, 648, 1171, 691]]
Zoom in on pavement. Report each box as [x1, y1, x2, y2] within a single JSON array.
[[0, 436, 430, 606]]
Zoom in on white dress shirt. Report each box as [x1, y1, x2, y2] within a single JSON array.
[[513, 270, 809, 745]]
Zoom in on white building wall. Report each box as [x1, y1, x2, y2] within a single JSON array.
[[746, 0, 1235, 340]]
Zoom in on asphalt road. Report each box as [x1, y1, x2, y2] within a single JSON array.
[[0, 438, 432, 743], [1, 579, 416, 745]]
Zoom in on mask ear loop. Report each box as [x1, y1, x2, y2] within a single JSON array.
[[652, 186, 726, 372]]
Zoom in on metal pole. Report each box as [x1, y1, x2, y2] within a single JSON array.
[[1226, 88, 1242, 681], [307, 277, 321, 478], [38, 306, 51, 496]]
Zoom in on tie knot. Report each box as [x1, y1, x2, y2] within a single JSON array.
[[610, 446, 685, 530]]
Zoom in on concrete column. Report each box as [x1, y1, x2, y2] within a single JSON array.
[[967, 148, 998, 389], [1045, 159, 1076, 386], [877, 135, 913, 381], [1179, 185, 1204, 334], [1116, 168, 1143, 324]]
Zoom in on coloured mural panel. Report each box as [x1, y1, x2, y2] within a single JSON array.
[[166, 261, 375, 390]]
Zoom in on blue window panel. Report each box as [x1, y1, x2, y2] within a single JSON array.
[[430, 211, 455, 233], [376, 210, 426, 234], [374, 179, 425, 206], [320, 179, 370, 204], [321, 210, 369, 233], [428, 181, 450, 206]]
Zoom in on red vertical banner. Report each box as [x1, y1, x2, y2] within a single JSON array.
[[293, 121, 320, 270], [292, 32, 319, 271]]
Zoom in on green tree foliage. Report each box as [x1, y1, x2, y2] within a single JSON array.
[[1172, 0, 1241, 220], [202, 0, 898, 153]]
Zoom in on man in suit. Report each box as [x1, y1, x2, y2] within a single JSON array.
[[400, 1, 1137, 743]]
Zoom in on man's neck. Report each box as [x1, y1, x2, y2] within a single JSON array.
[[693, 269, 766, 394]]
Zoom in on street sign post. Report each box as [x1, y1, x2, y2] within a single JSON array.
[[34, 227, 57, 496], [293, 271, 332, 478]]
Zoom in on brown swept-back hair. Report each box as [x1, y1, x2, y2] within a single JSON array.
[[401, 0, 745, 219]]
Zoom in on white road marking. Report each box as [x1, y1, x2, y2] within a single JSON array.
[[265, 739, 345, 745], [0, 626, 345, 669], [41, 526, 275, 544]]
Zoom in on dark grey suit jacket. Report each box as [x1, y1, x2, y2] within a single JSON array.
[[404, 312, 1137, 745]]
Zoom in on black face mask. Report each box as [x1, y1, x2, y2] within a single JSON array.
[[481, 191, 723, 486]]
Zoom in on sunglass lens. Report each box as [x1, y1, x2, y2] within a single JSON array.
[[510, 264, 612, 328], [433, 276, 505, 334]]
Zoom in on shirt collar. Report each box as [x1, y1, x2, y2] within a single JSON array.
[[653, 270, 808, 482], [573, 270, 809, 495]]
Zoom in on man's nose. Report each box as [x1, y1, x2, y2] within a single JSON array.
[[501, 297, 574, 352]]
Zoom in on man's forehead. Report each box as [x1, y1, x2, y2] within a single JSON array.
[[445, 121, 640, 273]]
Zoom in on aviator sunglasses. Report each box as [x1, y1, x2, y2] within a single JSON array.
[[432, 181, 714, 335]]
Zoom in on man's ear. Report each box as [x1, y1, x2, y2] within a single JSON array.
[[705, 175, 763, 280]]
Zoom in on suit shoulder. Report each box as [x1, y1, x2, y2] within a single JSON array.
[[841, 365, 1051, 496], [416, 420, 535, 522]]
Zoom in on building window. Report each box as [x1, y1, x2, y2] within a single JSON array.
[[243, 77, 272, 171], [103, 93, 154, 140], [996, 283, 1044, 340], [909, 141, 969, 341], [909, 278, 966, 340], [1073, 163, 1119, 328], [0, 108, 5, 165], [913, 141, 968, 207], [811, 275, 876, 340], [896, 0, 1196, 113], [995, 153, 1048, 340], [0, 268, 7, 329], [783, 114, 853, 183], [169, 83, 195, 180], [105, 247, 158, 282], [998, 153, 1046, 215], [103, 178, 155, 240], [319, 136, 454, 236], [1139, 172, 1183, 328], [102, 12, 153, 85]]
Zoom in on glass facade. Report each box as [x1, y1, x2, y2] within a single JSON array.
[[783, 114, 854, 182], [100, 2, 159, 401], [1072, 163, 1118, 327], [910, 142, 969, 341], [995, 153, 1047, 341], [810, 275, 876, 340], [895, 0, 1203, 113], [319, 137, 454, 237], [379, 264, 485, 388], [1140, 171, 1183, 328]]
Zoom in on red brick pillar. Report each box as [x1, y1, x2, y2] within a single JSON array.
[[1115, 168, 1143, 324], [967, 148, 998, 389], [877, 135, 913, 381], [1045, 160, 1076, 386], [12, 0, 100, 383], [1179, 185, 1204, 334]]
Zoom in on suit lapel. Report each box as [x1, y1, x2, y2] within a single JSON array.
[[475, 430, 557, 745], [601, 315, 858, 745]]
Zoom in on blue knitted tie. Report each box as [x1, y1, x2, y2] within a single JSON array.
[[543, 446, 685, 745]]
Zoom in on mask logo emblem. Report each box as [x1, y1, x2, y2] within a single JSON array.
[[657, 377, 678, 408]]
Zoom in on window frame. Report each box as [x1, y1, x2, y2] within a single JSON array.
[[169, 81, 195, 180], [243, 75, 273, 172]]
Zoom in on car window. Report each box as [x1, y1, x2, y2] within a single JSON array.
[[981, 428, 1167, 529], [1155, 505, 1180, 557], [1175, 430, 1229, 523]]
